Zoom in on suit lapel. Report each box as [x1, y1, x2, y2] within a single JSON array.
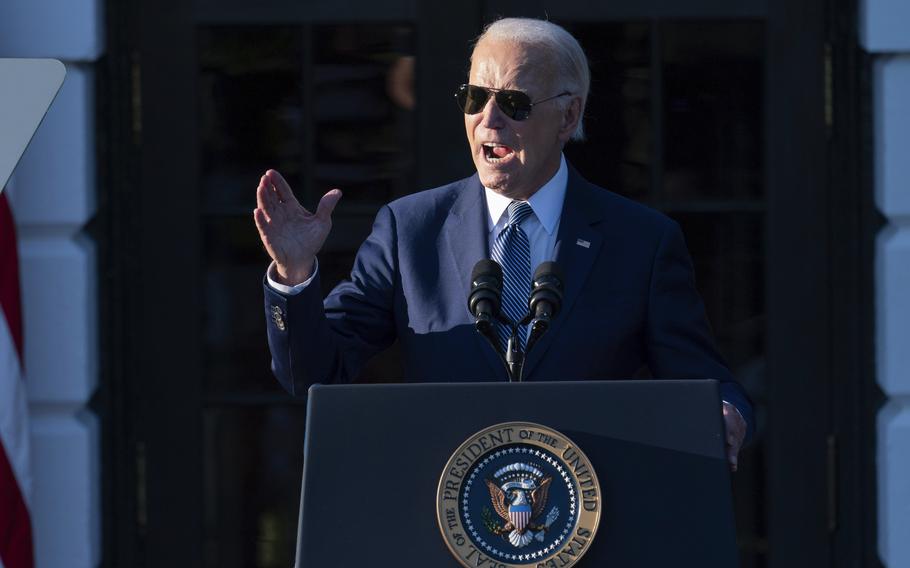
[[522, 167, 604, 378], [441, 175, 506, 378]]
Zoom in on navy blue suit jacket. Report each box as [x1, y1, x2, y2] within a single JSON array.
[[263, 166, 754, 436]]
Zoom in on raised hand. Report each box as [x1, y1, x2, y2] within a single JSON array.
[[253, 169, 342, 285]]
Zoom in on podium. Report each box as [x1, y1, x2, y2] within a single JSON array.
[[295, 380, 739, 567]]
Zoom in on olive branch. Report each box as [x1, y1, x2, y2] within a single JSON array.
[[481, 507, 501, 535]]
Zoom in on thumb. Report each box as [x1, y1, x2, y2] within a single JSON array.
[[315, 189, 343, 221]]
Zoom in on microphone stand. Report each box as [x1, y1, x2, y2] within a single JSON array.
[[525, 315, 550, 355], [477, 315, 525, 382], [468, 260, 562, 383], [511, 311, 556, 382], [504, 322, 524, 382], [469, 260, 562, 382], [477, 311, 554, 382], [475, 318, 511, 375]]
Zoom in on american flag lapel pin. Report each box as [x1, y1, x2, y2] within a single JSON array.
[[576, 238, 591, 248]]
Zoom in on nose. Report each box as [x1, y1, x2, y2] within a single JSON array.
[[479, 94, 506, 129]]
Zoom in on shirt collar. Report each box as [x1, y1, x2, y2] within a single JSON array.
[[484, 154, 568, 235]]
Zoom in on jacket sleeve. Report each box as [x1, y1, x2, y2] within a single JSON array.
[[645, 220, 755, 440], [263, 205, 399, 396]]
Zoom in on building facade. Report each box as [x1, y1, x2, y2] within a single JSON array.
[[0, 0, 907, 565], [0, 1, 103, 567], [863, 0, 910, 565]]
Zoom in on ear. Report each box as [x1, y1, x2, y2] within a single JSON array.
[[557, 96, 583, 143]]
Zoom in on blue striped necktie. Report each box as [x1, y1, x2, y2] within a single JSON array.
[[491, 200, 533, 350]]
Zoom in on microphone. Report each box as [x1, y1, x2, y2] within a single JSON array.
[[468, 259, 503, 336], [528, 261, 564, 343]]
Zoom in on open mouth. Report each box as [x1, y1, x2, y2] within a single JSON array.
[[482, 143, 515, 164]]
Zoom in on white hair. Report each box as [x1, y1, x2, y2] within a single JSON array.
[[473, 18, 591, 141]]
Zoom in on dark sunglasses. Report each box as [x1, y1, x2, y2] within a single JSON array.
[[454, 84, 571, 121]]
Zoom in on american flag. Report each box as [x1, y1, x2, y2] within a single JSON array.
[[0, 190, 35, 568]]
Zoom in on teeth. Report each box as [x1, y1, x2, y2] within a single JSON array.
[[482, 143, 513, 163]]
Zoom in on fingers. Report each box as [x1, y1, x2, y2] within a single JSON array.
[[259, 173, 292, 220], [722, 402, 747, 439], [253, 207, 276, 261], [726, 428, 742, 472], [265, 169, 299, 205], [253, 207, 269, 235], [315, 189, 343, 221], [727, 442, 738, 473], [722, 402, 746, 473]]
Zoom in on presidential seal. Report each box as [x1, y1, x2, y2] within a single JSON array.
[[437, 422, 601, 568]]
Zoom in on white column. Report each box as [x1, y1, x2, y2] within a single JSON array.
[[0, 1, 104, 566], [863, 0, 910, 563]]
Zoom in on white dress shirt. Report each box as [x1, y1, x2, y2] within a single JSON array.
[[484, 154, 567, 272]]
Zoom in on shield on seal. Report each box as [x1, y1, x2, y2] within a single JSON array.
[[509, 502, 532, 531]]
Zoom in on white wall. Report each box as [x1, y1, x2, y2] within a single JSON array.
[[862, 0, 910, 565], [0, 1, 103, 567]]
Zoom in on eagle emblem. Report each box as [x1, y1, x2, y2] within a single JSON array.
[[437, 422, 601, 567], [484, 462, 560, 547]]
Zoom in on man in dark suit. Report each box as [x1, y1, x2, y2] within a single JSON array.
[[254, 18, 752, 470]]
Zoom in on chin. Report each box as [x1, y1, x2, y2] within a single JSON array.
[[478, 171, 511, 193], [477, 163, 519, 194]]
